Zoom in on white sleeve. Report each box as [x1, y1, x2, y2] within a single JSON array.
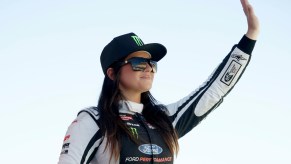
[[164, 35, 256, 138], [58, 111, 103, 164]]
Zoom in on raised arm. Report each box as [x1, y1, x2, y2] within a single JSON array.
[[165, 0, 259, 138]]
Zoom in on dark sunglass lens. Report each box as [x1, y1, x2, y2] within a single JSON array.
[[128, 57, 157, 73], [150, 61, 157, 73], [129, 58, 146, 71], [133, 61, 147, 71]]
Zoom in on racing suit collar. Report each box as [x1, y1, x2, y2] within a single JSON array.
[[119, 100, 144, 114]]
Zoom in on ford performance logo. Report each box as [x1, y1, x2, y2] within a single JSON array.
[[138, 144, 163, 155]]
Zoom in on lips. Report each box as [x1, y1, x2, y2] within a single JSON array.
[[140, 74, 151, 79], [141, 76, 151, 79]]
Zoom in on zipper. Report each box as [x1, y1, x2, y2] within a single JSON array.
[[135, 113, 154, 164]]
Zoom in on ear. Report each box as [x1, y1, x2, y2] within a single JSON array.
[[106, 68, 115, 80]]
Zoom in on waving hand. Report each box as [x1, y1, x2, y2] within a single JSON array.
[[241, 0, 260, 40]]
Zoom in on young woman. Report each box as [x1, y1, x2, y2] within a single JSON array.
[[58, 0, 259, 163]]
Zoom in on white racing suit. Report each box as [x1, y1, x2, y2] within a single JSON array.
[[58, 35, 256, 164]]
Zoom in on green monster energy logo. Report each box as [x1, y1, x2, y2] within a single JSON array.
[[131, 36, 144, 46], [130, 127, 138, 139]]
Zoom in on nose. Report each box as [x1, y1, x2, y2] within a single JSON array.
[[144, 62, 153, 72]]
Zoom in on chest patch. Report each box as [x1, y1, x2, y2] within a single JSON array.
[[138, 144, 163, 155]]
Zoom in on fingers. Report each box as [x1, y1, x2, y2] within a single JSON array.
[[240, 0, 247, 10], [242, 0, 260, 40], [241, 0, 260, 39], [245, 3, 256, 19], [240, 0, 250, 8], [247, 4, 255, 16], [240, 0, 250, 16]]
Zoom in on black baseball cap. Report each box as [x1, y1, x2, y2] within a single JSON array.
[[100, 32, 167, 74]]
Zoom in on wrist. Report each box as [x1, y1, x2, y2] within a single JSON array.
[[246, 29, 259, 40]]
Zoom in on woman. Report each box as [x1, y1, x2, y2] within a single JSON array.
[[58, 0, 259, 163]]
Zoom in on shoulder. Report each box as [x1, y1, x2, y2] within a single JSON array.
[[77, 106, 100, 126], [62, 107, 101, 141], [58, 107, 103, 163]]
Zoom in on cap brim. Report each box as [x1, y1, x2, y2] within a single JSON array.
[[135, 43, 167, 61]]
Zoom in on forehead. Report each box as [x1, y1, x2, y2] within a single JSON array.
[[125, 51, 151, 60]]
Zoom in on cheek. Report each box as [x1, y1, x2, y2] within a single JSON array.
[[119, 65, 133, 79], [119, 73, 131, 85], [119, 66, 136, 85]]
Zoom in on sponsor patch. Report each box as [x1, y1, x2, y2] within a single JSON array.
[[120, 115, 133, 121], [154, 157, 172, 162], [71, 119, 78, 124], [130, 127, 139, 139], [124, 157, 172, 162], [220, 60, 242, 86], [61, 149, 68, 154], [62, 143, 70, 149], [138, 144, 163, 155], [126, 122, 140, 127], [63, 135, 70, 142], [231, 53, 247, 61], [125, 157, 140, 162]]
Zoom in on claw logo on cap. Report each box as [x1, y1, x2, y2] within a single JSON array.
[[131, 35, 144, 46]]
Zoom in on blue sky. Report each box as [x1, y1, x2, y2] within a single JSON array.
[[1, 0, 291, 163]]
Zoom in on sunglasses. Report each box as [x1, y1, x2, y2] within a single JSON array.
[[115, 57, 158, 73]]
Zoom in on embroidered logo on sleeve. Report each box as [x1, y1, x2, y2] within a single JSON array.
[[231, 53, 247, 61], [220, 60, 242, 86], [63, 135, 70, 141]]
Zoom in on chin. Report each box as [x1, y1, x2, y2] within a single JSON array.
[[140, 86, 152, 93]]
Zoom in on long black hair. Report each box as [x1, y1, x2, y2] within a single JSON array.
[[97, 65, 179, 160]]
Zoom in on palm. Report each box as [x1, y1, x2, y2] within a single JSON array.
[[240, 0, 260, 39]]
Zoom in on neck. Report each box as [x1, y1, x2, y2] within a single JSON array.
[[120, 90, 141, 103]]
